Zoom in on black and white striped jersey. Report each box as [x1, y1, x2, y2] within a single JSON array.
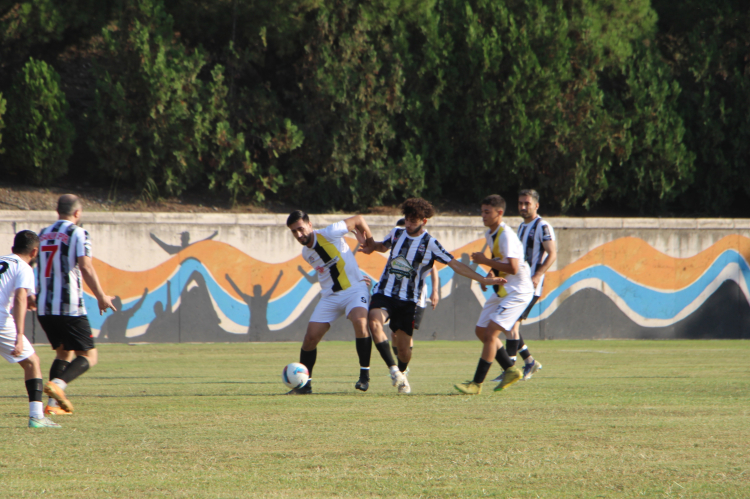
[[516, 216, 555, 296], [37, 220, 92, 316], [375, 228, 453, 303]]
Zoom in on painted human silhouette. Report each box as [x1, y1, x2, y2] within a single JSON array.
[[144, 280, 179, 342], [100, 288, 149, 343], [297, 265, 317, 284], [225, 271, 283, 342], [179, 270, 234, 342], [149, 231, 218, 254]]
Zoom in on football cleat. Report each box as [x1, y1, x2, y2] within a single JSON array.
[[522, 360, 542, 381], [491, 371, 505, 383], [355, 379, 369, 392], [494, 365, 522, 391], [29, 416, 61, 428], [43, 382, 74, 412], [44, 405, 72, 416], [454, 381, 482, 395], [390, 370, 406, 388], [286, 381, 312, 395], [397, 375, 411, 394]]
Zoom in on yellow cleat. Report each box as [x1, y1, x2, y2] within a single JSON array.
[[454, 381, 482, 395], [43, 382, 74, 413], [494, 365, 522, 391], [44, 405, 72, 416]]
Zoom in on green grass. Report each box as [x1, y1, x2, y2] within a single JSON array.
[[1, 340, 748, 498]]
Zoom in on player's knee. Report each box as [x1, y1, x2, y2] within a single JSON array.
[[79, 349, 98, 367], [474, 326, 485, 341]]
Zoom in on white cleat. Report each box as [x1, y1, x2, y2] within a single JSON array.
[[397, 375, 411, 394], [391, 369, 406, 388]]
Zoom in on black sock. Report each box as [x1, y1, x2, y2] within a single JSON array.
[[392, 345, 398, 357], [25, 378, 43, 402], [49, 359, 70, 381], [299, 348, 317, 378], [359, 368, 370, 381], [375, 340, 396, 368], [495, 346, 514, 370], [60, 356, 90, 383], [355, 337, 372, 368], [518, 335, 531, 361], [506, 339, 520, 359], [398, 359, 409, 373], [472, 359, 493, 384]]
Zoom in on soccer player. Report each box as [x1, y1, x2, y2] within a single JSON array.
[[455, 194, 534, 395], [361, 198, 505, 394], [492, 189, 556, 383], [286, 211, 376, 394], [37, 194, 116, 414], [1, 231, 60, 427]]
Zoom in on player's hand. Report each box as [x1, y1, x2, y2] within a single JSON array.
[[430, 291, 439, 309], [359, 237, 376, 254], [98, 295, 117, 315], [482, 276, 507, 287], [471, 252, 489, 265], [11, 338, 23, 357], [531, 273, 542, 289], [480, 284, 487, 292], [362, 275, 372, 288], [26, 294, 37, 311]]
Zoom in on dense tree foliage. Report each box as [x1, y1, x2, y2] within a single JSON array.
[[0, 0, 747, 214]]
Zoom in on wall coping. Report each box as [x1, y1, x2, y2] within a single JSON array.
[[1, 210, 749, 230]]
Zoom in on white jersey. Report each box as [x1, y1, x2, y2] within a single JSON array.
[[517, 216, 556, 296], [302, 221, 364, 298], [485, 222, 533, 297], [37, 220, 92, 316], [0, 254, 36, 329], [376, 228, 453, 303]]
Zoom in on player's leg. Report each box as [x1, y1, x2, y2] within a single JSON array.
[[515, 296, 543, 380], [44, 346, 74, 414], [19, 354, 59, 428], [455, 320, 504, 394], [45, 316, 98, 411], [347, 304, 372, 391], [368, 296, 404, 388]]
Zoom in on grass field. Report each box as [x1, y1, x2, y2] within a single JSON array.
[[1, 340, 748, 498]]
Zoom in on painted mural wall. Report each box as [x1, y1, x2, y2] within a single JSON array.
[[2, 212, 748, 343]]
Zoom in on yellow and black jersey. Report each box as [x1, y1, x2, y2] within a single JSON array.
[[302, 221, 364, 297]]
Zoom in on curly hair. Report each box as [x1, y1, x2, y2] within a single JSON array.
[[402, 198, 435, 220]]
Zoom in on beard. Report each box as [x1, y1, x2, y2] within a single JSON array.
[[406, 224, 423, 236]]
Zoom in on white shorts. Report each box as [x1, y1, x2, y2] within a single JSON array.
[[310, 283, 370, 324], [0, 324, 35, 363], [476, 291, 534, 332]]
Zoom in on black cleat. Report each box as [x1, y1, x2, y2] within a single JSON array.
[[355, 379, 369, 392], [286, 381, 312, 395]]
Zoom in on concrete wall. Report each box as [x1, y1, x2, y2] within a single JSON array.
[[2, 211, 748, 343]]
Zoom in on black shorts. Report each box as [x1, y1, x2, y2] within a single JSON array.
[[413, 306, 426, 330], [38, 315, 95, 351], [518, 295, 540, 322], [370, 293, 418, 337]]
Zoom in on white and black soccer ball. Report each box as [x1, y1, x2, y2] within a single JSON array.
[[282, 362, 309, 389]]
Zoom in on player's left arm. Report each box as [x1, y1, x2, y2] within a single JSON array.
[[344, 215, 376, 250], [447, 258, 507, 287], [531, 239, 557, 289], [430, 266, 439, 309], [11, 287, 28, 356]]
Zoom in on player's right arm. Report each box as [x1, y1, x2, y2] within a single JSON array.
[[78, 255, 116, 314], [344, 215, 377, 251], [471, 252, 520, 275], [11, 287, 28, 356], [447, 258, 507, 287]]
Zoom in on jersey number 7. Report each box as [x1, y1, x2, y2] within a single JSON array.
[[41, 245, 59, 278]]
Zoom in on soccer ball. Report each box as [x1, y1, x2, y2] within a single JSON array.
[[282, 362, 309, 389]]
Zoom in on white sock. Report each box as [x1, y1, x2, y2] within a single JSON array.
[[47, 398, 59, 408], [51, 378, 67, 390], [29, 401, 43, 419], [389, 365, 399, 374]]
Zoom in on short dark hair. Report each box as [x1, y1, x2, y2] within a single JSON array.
[[12, 230, 39, 255], [396, 218, 406, 227], [518, 189, 540, 203], [286, 210, 310, 227], [402, 198, 435, 220], [57, 194, 81, 215], [480, 194, 506, 211]]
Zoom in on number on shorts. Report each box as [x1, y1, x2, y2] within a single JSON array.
[[41, 245, 59, 278], [361, 296, 367, 303]]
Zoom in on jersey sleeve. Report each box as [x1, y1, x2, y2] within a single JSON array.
[[319, 220, 349, 241], [428, 238, 454, 264], [499, 231, 523, 260], [76, 228, 92, 258], [381, 228, 398, 250], [14, 264, 36, 294], [541, 221, 555, 242]]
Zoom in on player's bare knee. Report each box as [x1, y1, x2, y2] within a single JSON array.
[[78, 348, 98, 367]]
